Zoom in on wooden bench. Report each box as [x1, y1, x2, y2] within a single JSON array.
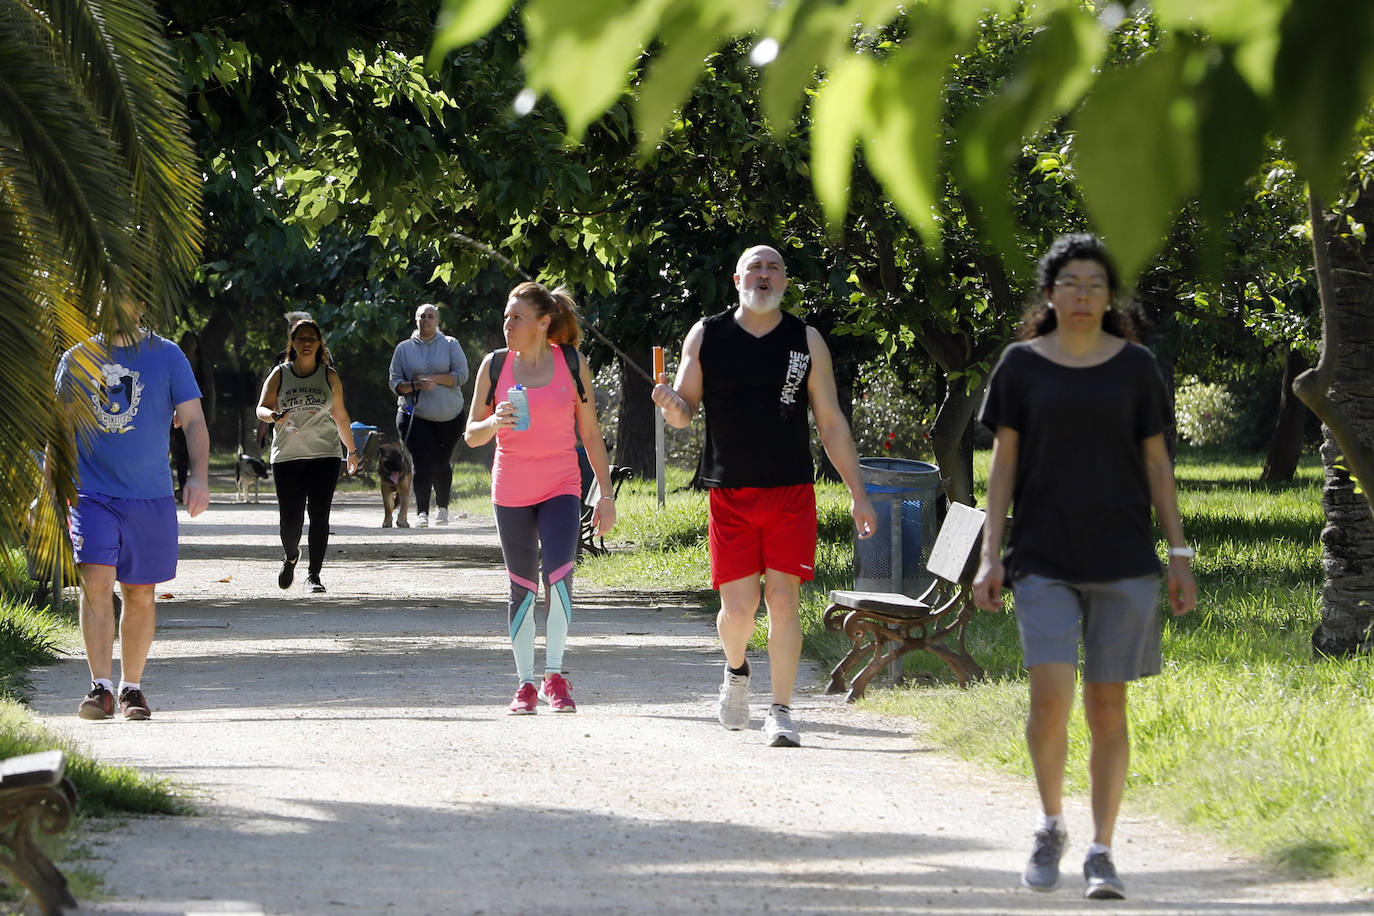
[[0, 751, 78, 915], [824, 501, 987, 701], [580, 465, 634, 556]]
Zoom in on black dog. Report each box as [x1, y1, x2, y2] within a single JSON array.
[[235, 453, 270, 503], [378, 442, 414, 528]]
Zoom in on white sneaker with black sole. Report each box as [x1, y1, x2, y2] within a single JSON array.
[[764, 703, 800, 747]]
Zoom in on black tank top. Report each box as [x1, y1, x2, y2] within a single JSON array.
[[699, 309, 813, 488]]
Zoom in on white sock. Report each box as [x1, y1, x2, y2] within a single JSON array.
[[1086, 842, 1111, 859], [117, 680, 139, 694], [1037, 812, 1065, 834], [92, 677, 114, 692]]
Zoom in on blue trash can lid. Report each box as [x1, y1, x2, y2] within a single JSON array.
[[859, 457, 942, 491]]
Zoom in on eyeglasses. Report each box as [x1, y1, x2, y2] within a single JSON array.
[[1053, 279, 1110, 294]]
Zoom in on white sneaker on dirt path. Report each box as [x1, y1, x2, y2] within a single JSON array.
[[436, 508, 449, 526], [764, 703, 800, 747], [416, 513, 428, 528], [717, 666, 750, 730]]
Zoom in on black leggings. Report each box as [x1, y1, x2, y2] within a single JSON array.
[[272, 457, 340, 576], [396, 410, 463, 514]]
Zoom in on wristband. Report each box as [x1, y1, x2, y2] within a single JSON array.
[[1167, 546, 1195, 559]]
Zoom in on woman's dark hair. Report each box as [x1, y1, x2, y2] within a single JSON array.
[[510, 281, 583, 349], [1016, 233, 1141, 342], [286, 317, 334, 366]]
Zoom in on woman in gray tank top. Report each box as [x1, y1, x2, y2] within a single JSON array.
[[255, 318, 360, 593]]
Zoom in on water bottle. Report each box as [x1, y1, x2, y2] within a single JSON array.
[[507, 384, 530, 431]]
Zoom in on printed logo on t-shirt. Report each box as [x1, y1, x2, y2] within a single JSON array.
[[780, 350, 810, 416], [92, 362, 143, 434]]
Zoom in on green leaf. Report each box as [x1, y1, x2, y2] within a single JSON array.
[[526, 0, 676, 139], [428, 0, 514, 68], [635, 1, 761, 155], [811, 53, 876, 228], [1272, 0, 1374, 197], [1073, 44, 1200, 281], [860, 17, 959, 250], [759, 5, 852, 134], [955, 7, 1104, 271], [1192, 49, 1267, 278]]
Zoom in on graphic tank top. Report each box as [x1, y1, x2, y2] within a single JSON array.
[[270, 363, 341, 463], [698, 309, 813, 488]]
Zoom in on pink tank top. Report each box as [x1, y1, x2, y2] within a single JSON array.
[[491, 345, 583, 507]]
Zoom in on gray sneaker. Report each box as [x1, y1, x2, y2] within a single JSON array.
[[416, 512, 428, 528], [436, 507, 449, 526], [764, 704, 800, 747], [1022, 826, 1068, 891], [717, 666, 750, 730], [1083, 850, 1126, 900]]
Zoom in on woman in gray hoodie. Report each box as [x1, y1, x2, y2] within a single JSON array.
[[388, 303, 470, 526]]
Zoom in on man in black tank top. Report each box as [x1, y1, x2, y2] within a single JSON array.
[[653, 244, 877, 748]]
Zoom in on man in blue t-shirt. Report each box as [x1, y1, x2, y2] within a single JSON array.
[[54, 327, 209, 721]]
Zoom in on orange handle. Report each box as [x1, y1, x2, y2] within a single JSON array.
[[652, 346, 665, 382]]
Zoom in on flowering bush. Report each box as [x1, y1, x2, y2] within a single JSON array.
[[849, 361, 936, 462], [1175, 377, 1239, 447]]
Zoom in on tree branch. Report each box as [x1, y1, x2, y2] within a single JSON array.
[[1292, 187, 1374, 517]]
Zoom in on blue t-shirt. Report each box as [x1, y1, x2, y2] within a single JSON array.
[[56, 333, 202, 499]]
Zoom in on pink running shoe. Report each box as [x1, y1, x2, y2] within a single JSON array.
[[538, 673, 577, 713], [508, 682, 538, 715]]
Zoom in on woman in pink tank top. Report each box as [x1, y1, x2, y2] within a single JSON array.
[[464, 282, 616, 715]]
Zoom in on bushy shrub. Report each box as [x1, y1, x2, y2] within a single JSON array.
[[850, 361, 936, 462], [1176, 377, 1240, 447]]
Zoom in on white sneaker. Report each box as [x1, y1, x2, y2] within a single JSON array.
[[436, 507, 449, 526], [717, 666, 750, 730], [764, 704, 800, 747], [416, 513, 428, 528]]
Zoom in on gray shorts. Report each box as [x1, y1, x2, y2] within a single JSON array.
[[1010, 573, 1162, 683]]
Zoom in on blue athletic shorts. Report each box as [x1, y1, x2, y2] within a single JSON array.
[[1010, 573, 1162, 683], [69, 493, 179, 585]]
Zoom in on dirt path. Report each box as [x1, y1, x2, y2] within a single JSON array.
[[26, 495, 1370, 915]]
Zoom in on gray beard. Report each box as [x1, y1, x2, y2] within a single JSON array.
[[739, 288, 781, 314]]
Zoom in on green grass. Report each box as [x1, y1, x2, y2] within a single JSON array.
[[579, 449, 1374, 887], [0, 548, 193, 821]]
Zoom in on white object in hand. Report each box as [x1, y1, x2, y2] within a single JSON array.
[[507, 385, 529, 431]]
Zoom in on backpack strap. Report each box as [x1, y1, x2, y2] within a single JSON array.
[[484, 344, 587, 406], [483, 348, 510, 408], [560, 343, 588, 404]]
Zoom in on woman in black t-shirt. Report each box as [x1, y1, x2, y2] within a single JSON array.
[[973, 234, 1196, 901]]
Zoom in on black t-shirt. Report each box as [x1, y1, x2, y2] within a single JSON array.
[[979, 340, 1169, 582], [698, 309, 814, 488]]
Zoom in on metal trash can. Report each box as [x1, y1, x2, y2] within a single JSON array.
[[853, 458, 943, 597]]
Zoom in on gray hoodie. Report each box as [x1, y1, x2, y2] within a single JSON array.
[[388, 331, 470, 421]]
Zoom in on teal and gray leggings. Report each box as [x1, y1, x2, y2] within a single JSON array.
[[493, 494, 580, 684]]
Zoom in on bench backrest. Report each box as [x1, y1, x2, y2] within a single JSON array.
[[925, 502, 986, 586]]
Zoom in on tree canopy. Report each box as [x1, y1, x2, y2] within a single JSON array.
[[431, 0, 1374, 284]]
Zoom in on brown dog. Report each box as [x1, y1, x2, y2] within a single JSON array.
[[378, 441, 414, 528]]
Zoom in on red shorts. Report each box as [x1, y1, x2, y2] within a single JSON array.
[[707, 484, 817, 588]]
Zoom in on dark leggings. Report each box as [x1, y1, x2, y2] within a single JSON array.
[[396, 410, 464, 514], [272, 457, 340, 576]]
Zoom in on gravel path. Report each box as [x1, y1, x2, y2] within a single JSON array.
[[25, 494, 1370, 915]]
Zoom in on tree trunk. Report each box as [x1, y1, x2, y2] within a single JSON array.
[[614, 355, 657, 478], [928, 377, 987, 507], [1260, 347, 1310, 484], [1306, 191, 1374, 655]]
